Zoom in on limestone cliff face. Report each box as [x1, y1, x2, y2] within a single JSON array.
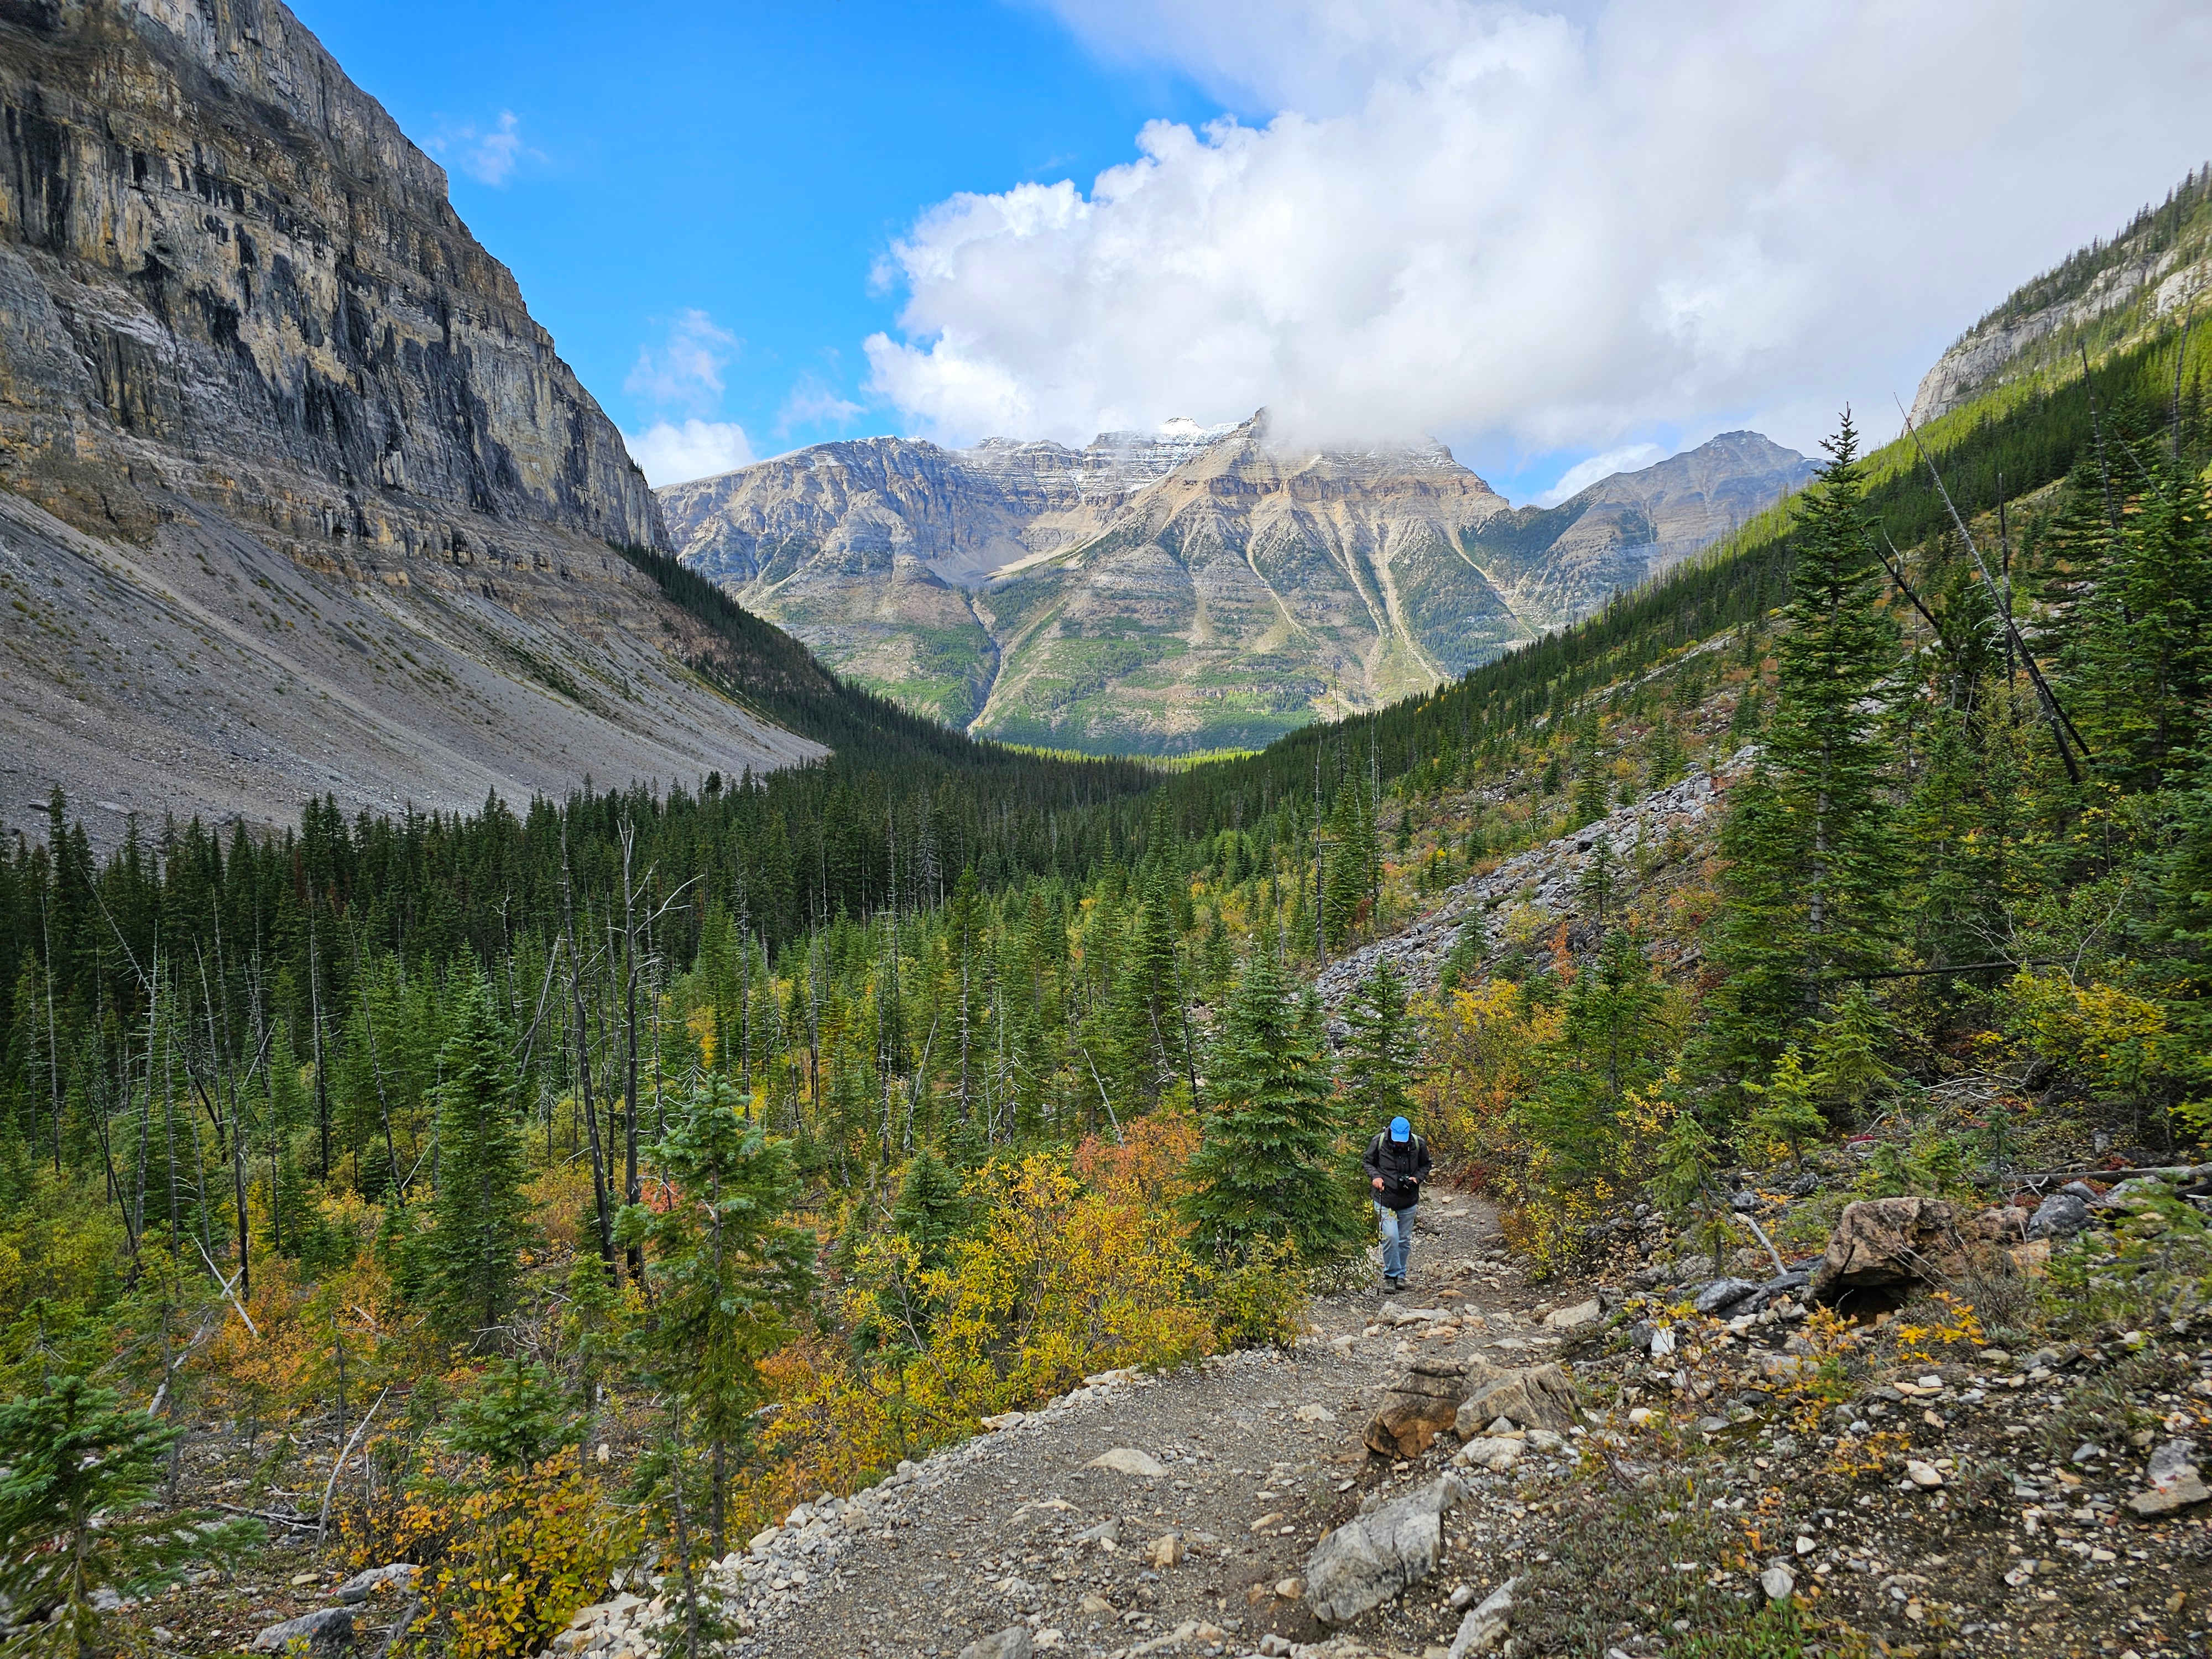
[[1908, 167, 2212, 428], [0, 1, 825, 847], [0, 0, 662, 555]]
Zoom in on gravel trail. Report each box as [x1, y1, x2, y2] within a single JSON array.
[[727, 1194, 1562, 1658]]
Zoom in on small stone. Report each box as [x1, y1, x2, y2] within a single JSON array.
[[1905, 1460, 1944, 1488], [1760, 1566, 1796, 1601], [957, 1627, 1033, 1659], [1087, 1447, 1167, 1477], [1147, 1532, 1183, 1568], [1274, 1577, 1302, 1599], [1078, 1592, 1116, 1614]]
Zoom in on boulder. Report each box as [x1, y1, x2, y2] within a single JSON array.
[[1453, 1363, 1579, 1435], [1809, 1198, 2027, 1305], [331, 1563, 417, 1605], [1692, 1277, 1762, 1316], [1305, 1476, 1465, 1625], [251, 1609, 356, 1655], [1544, 1298, 1601, 1330], [2027, 1192, 2090, 1240], [1452, 1436, 1524, 1473], [1447, 1578, 1517, 1657], [958, 1628, 1034, 1659], [1364, 1358, 1491, 1459]]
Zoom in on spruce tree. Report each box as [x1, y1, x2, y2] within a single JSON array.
[[1340, 959, 1417, 1137], [1182, 952, 1361, 1266], [1699, 413, 1898, 1094], [624, 1073, 812, 1553], [425, 975, 533, 1347], [1525, 928, 1673, 1183], [0, 1377, 261, 1658]]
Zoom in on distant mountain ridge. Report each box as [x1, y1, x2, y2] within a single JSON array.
[[662, 420, 1813, 754]]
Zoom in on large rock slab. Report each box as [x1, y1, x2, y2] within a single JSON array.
[[1448, 1578, 1518, 1657], [1365, 1358, 1494, 1459], [1453, 1363, 1579, 1435], [1809, 1198, 2026, 1305], [1305, 1476, 1465, 1625]]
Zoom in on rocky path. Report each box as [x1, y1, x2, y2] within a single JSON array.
[[703, 1196, 1577, 1659]]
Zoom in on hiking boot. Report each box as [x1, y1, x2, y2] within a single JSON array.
[[1383, 1277, 1403, 1296]]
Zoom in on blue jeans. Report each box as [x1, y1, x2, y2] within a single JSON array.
[[1376, 1201, 1417, 1280]]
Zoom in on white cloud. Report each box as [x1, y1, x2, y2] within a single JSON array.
[[1532, 442, 1666, 508], [626, 310, 740, 412], [431, 111, 537, 187], [622, 420, 757, 487], [866, 0, 2212, 458], [777, 374, 866, 434]]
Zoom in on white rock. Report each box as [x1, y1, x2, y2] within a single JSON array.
[[1448, 1578, 1518, 1658], [1905, 1460, 1944, 1488], [1087, 1447, 1168, 1477], [1760, 1566, 1796, 1601]]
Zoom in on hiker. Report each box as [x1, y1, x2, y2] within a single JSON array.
[[1363, 1114, 1430, 1294]]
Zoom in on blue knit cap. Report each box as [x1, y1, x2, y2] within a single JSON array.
[[1390, 1116, 1411, 1142]]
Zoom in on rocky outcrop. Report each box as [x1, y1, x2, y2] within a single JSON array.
[[1908, 165, 2212, 426], [1453, 1363, 1579, 1436], [0, 1, 822, 841], [1807, 1197, 2030, 1307], [1364, 1357, 1485, 1459], [661, 419, 1809, 753]]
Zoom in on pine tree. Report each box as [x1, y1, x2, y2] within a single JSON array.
[[1182, 953, 1361, 1266], [892, 1147, 966, 1269], [425, 975, 533, 1347], [1524, 929, 1674, 1183], [1437, 914, 1488, 994], [1742, 1048, 1824, 1170], [445, 1359, 580, 1473]]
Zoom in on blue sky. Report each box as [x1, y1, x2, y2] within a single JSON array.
[[291, 2, 1259, 479], [293, 2, 2212, 505]]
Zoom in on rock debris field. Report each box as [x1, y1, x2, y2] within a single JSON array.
[[536, 1167, 2212, 1659]]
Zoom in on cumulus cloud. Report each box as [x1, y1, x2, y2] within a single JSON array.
[[626, 310, 740, 412], [622, 420, 756, 487], [1534, 442, 1666, 508], [866, 0, 2212, 458], [430, 111, 537, 187]]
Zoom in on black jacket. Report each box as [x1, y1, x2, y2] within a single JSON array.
[[1363, 1131, 1431, 1211]]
